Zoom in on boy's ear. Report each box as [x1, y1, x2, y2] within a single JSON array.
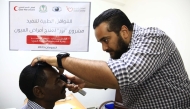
[[33, 86, 45, 99]]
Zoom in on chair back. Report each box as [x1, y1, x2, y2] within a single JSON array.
[[99, 88, 127, 109]]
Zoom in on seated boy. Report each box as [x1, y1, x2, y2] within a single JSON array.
[[19, 62, 67, 109]]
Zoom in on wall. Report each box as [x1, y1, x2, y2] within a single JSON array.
[[123, 0, 190, 77], [0, 0, 123, 108], [0, 0, 190, 109]]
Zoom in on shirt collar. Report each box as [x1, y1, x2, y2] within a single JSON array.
[[28, 100, 45, 109], [128, 23, 142, 49]]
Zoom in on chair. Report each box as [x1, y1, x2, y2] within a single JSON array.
[[99, 88, 127, 109]]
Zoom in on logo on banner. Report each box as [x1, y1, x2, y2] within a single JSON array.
[[66, 6, 73, 12], [66, 6, 86, 12], [13, 6, 35, 11], [14, 6, 18, 11], [39, 5, 47, 13], [52, 6, 62, 12]]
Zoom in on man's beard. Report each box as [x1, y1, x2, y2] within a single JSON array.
[[107, 35, 129, 59]]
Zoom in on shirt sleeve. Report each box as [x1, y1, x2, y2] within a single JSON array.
[[107, 29, 173, 87]]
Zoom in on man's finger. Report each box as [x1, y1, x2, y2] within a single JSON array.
[[66, 84, 79, 93], [31, 56, 39, 66]]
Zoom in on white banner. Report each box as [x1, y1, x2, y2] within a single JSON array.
[[9, 1, 91, 51]]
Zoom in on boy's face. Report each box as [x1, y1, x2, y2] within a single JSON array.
[[42, 67, 66, 102]]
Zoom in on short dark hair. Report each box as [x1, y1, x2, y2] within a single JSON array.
[[93, 8, 133, 36], [19, 62, 52, 101]]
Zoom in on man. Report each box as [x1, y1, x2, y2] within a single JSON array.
[[31, 9, 190, 108], [19, 62, 67, 109]]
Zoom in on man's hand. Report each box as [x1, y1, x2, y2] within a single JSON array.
[[31, 55, 57, 67], [65, 74, 85, 93]]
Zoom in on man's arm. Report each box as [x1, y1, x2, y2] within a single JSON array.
[[84, 81, 107, 89], [66, 77, 107, 93], [66, 74, 106, 89], [62, 57, 119, 89], [31, 56, 119, 89]]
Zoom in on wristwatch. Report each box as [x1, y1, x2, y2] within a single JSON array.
[[56, 52, 70, 68]]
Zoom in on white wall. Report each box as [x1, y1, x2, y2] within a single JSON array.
[[0, 0, 190, 109], [122, 0, 190, 77], [0, 0, 123, 109]]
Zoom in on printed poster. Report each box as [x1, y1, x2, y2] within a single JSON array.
[[9, 1, 91, 51]]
